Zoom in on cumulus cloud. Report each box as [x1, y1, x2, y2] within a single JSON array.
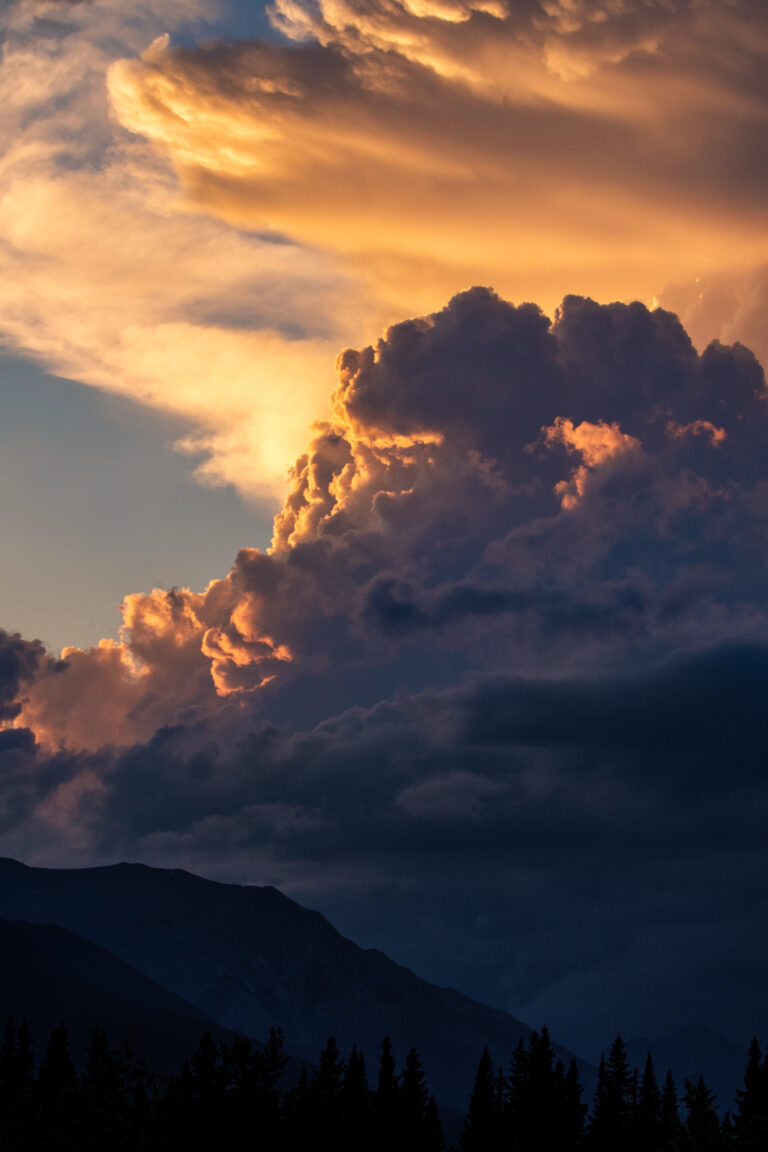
[[0, 630, 49, 722], [660, 263, 768, 377], [10, 286, 768, 749], [4, 284, 768, 1050], [270, 0, 703, 83]]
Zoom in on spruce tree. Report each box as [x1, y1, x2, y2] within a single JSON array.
[[525, 1027, 560, 1151], [560, 1057, 587, 1151], [682, 1075, 723, 1152], [461, 1047, 498, 1152], [506, 1035, 531, 1150], [80, 1028, 131, 1151], [284, 1064, 312, 1152], [588, 1036, 635, 1152], [341, 1046, 371, 1151], [190, 1029, 222, 1149], [425, 1094, 446, 1152], [257, 1025, 287, 1141], [637, 1052, 661, 1152], [311, 1036, 346, 1152], [660, 1069, 683, 1152], [733, 1037, 768, 1151], [401, 1046, 431, 1151], [374, 1035, 400, 1152], [35, 1023, 79, 1151]]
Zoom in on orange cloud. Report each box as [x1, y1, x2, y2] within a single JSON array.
[[1, 0, 766, 513], [0, 0, 363, 499], [542, 417, 641, 508], [666, 419, 727, 446], [107, 0, 768, 331], [9, 287, 768, 752]]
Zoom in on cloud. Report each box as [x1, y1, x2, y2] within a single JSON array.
[[659, 263, 768, 378], [5, 641, 768, 1050], [108, 0, 768, 330], [0, 630, 49, 721], [2, 0, 767, 509], [3, 0, 768, 1058], [269, 0, 708, 85], [4, 283, 768, 1051], [10, 286, 768, 750], [0, 0, 362, 497]]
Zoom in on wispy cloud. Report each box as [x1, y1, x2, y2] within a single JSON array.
[[0, 0, 361, 496]]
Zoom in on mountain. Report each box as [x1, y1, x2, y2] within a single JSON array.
[[0, 917, 234, 1072], [625, 1024, 748, 1115], [0, 858, 581, 1104]]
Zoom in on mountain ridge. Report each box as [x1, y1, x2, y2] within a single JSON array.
[[0, 915, 236, 1071], [0, 857, 580, 1103]]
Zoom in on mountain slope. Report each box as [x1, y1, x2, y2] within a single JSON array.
[[0, 858, 572, 1103], [0, 917, 233, 1072]]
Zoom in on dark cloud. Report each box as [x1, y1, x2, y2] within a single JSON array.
[[5, 287, 768, 1055], [0, 630, 47, 721], [6, 640, 768, 1053]]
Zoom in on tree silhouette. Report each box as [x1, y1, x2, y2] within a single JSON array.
[[461, 1046, 498, 1152], [636, 1052, 661, 1152], [588, 1035, 635, 1152], [682, 1074, 723, 1152], [733, 1037, 768, 1151]]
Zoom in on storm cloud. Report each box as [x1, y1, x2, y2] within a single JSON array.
[[3, 288, 768, 1055]]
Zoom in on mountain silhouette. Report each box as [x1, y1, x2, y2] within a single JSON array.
[[0, 858, 580, 1103], [0, 917, 234, 1071]]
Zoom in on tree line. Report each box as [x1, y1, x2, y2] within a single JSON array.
[[0, 1017, 766, 1151], [462, 1028, 768, 1152]]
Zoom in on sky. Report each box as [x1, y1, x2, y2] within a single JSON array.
[[2, 0, 768, 1061]]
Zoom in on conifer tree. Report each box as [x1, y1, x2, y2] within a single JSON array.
[[35, 1023, 79, 1151], [80, 1028, 131, 1151], [341, 1046, 372, 1151], [637, 1052, 661, 1152], [0, 1019, 34, 1152], [425, 1094, 446, 1152], [682, 1075, 723, 1152], [588, 1035, 635, 1152], [526, 1027, 561, 1151], [733, 1037, 768, 1151], [218, 1034, 254, 1147], [659, 1069, 683, 1152], [284, 1064, 312, 1152], [401, 1046, 431, 1151], [311, 1036, 346, 1152], [461, 1047, 498, 1152], [257, 1025, 288, 1139], [186, 1030, 223, 1151], [374, 1034, 400, 1152], [559, 1057, 587, 1151]]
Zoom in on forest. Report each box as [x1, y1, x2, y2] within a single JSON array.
[[0, 1018, 766, 1151]]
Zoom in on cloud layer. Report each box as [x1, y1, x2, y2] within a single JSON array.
[[3, 287, 768, 1053], [2, 0, 767, 510], [110, 0, 768, 330]]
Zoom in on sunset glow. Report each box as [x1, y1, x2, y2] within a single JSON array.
[[1, 0, 768, 1061]]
